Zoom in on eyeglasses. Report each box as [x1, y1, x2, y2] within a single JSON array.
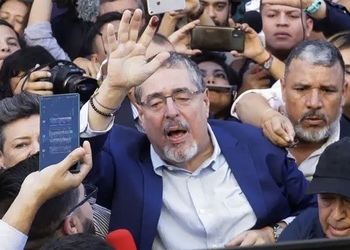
[[139, 89, 203, 112], [67, 184, 98, 215]]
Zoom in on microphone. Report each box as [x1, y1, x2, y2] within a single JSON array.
[[241, 10, 263, 34], [106, 229, 137, 250], [76, 0, 100, 22]]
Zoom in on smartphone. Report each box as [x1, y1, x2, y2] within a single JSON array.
[[39, 94, 80, 172], [191, 25, 245, 52], [147, 0, 185, 15], [206, 84, 237, 94]]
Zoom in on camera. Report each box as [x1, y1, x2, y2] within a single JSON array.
[[42, 61, 98, 103]]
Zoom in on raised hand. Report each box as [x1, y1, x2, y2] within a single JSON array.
[[168, 19, 201, 56], [228, 19, 267, 64], [168, 0, 201, 17], [21, 141, 92, 206], [2, 141, 92, 235], [104, 9, 170, 92]]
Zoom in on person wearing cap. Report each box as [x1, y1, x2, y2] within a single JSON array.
[[278, 137, 350, 241]]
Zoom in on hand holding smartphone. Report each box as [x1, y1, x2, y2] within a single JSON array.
[[39, 94, 80, 172], [191, 25, 245, 52]]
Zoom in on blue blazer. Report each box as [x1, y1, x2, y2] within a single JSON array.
[[86, 120, 316, 250]]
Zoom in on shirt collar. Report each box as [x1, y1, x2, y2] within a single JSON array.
[[151, 124, 221, 176]]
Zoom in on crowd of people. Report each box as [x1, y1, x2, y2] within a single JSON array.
[[0, 0, 350, 249]]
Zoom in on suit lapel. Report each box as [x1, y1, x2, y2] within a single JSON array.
[[213, 126, 267, 220], [137, 145, 163, 249]]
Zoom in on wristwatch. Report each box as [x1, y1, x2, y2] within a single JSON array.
[[262, 54, 274, 70], [271, 224, 284, 242]]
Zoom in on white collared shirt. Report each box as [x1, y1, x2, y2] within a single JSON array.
[[151, 125, 257, 250], [289, 126, 340, 181]]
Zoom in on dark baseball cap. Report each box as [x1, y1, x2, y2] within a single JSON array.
[[307, 137, 350, 198]]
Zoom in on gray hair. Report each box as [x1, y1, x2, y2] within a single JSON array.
[[134, 52, 205, 104], [285, 39, 345, 80], [0, 92, 40, 151]]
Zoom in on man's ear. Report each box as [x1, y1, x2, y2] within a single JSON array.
[[63, 215, 79, 235], [281, 78, 286, 102], [342, 81, 349, 107], [204, 88, 210, 118], [304, 17, 314, 38], [0, 151, 5, 170]]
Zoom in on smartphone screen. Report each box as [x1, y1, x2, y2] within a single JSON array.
[[39, 94, 80, 172]]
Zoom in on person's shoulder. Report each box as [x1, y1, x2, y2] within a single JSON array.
[[209, 119, 267, 142], [108, 124, 149, 148], [209, 119, 288, 156], [295, 207, 319, 220], [279, 207, 324, 242]]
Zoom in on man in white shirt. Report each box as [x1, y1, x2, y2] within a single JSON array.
[[232, 39, 347, 180]]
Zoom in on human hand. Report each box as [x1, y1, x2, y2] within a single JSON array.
[[225, 227, 275, 247], [168, 19, 201, 56], [103, 9, 170, 92], [19, 141, 92, 207], [261, 108, 296, 147], [73, 57, 101, 79], [228, 20, 266, 62], [238, 63, 271, 95], [14, 69, 53, 96], [168, 0, 200, 17]]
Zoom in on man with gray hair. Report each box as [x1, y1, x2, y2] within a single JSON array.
[[80, 10, 317, 249], [232, 39, 347, 180]]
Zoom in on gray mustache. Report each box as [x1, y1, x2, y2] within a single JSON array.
[[299, 110, 328, 123], [163, 120, 190, 134]]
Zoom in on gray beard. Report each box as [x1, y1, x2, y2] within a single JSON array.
[[292, 111, 341, 143], [164, 142, 198, 164]]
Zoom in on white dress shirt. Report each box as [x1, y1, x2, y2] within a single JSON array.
[[151, 126, 257, 250]]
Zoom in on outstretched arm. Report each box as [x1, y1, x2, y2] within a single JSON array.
[[235, 92, 295, 146], [0, 141, 92, 247], [24, 0, 70, 61], [87, 9, 170, 131], [229, 20, 285, 81]]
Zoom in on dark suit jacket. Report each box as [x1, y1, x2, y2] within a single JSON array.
[[86, 120, 316, 250], [113, 97, 137, 130]]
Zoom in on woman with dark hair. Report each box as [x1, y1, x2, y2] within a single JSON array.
[[0, 45, 55, 99], [192, 51, 240, 120], [0, 19, 24, 69]]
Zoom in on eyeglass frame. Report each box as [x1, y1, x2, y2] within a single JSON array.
[[138, 88, 204, 111], [67, 184, 98, 215]]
